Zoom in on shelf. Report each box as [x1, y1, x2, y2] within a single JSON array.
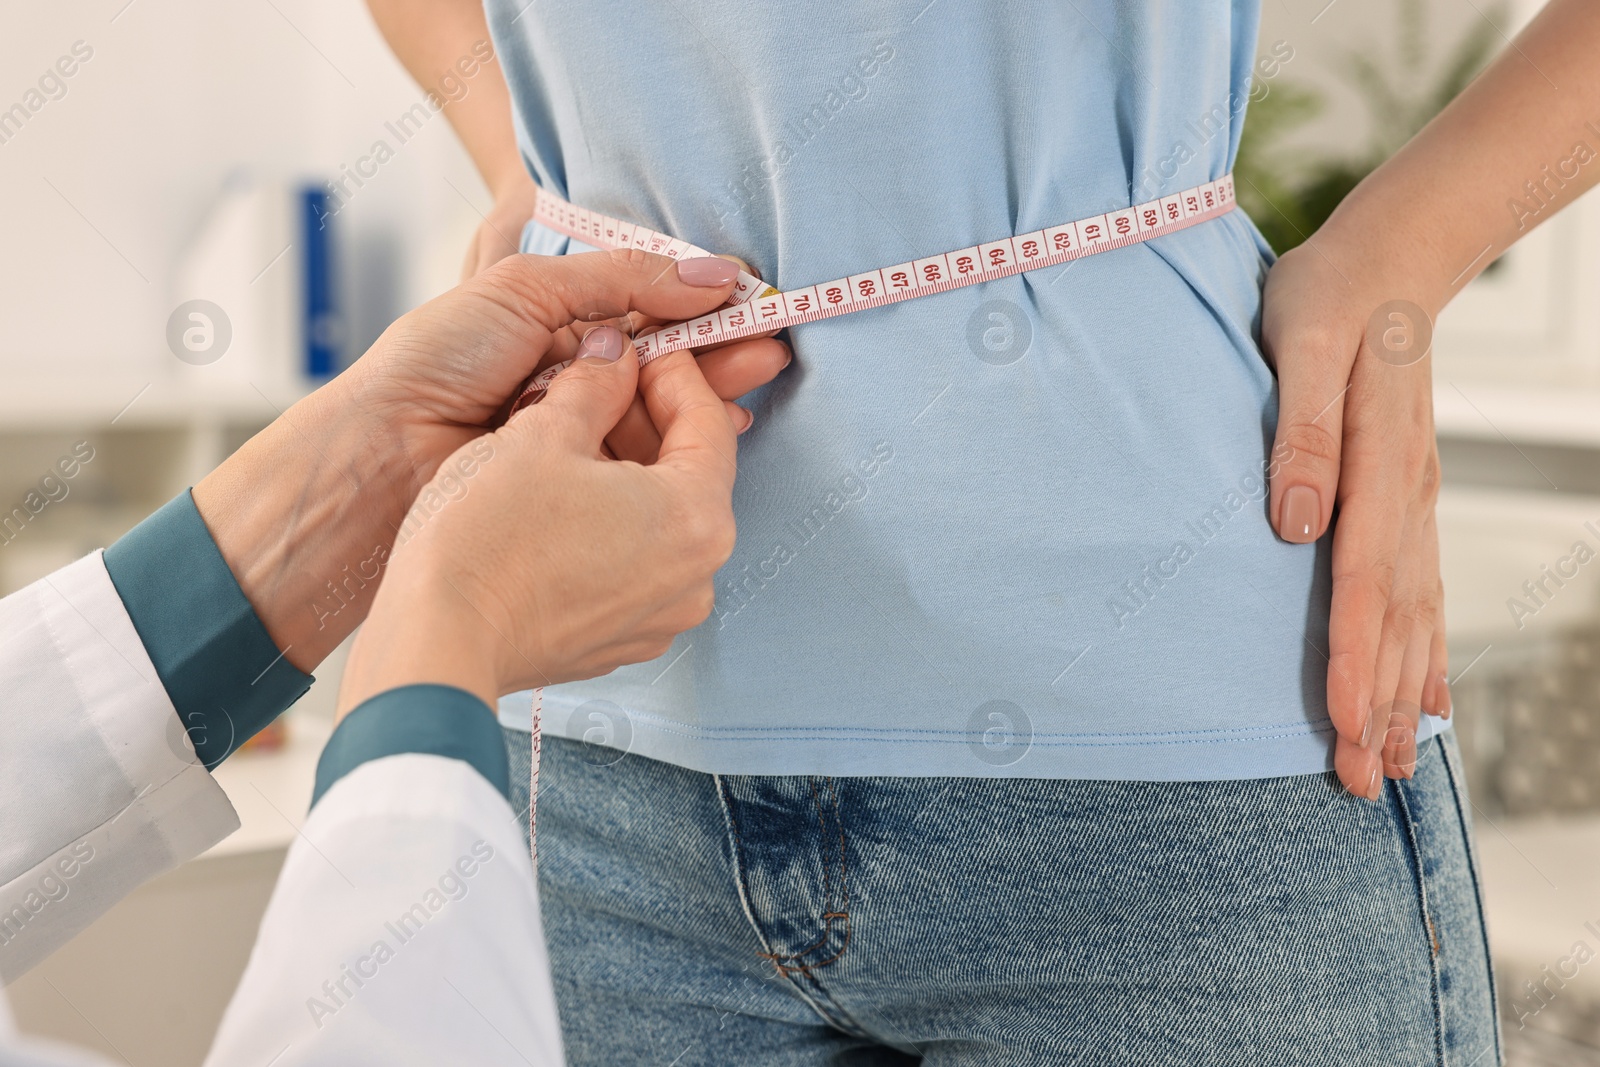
[[1435, 381, 1600, 450], [5, 372, 1599, 449], [204, 712, 332, 859], [0, 375, 313, 431]]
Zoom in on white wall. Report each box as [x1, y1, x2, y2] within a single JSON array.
[[0, 0, 484, 385]]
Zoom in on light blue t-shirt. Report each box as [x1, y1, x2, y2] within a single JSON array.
[[485, 1, 1444, 778]]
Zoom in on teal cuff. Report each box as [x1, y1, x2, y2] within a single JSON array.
[[311, 685, 510, 809], [103, 490, 313, 769]]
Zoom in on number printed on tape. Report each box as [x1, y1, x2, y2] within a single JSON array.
[[514, 174, 1236, 406]]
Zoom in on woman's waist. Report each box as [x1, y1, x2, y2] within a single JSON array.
[[521, 187, 1270, 341]]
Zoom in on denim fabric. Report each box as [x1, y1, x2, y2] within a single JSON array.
[[506, 730, 1498, 1066]]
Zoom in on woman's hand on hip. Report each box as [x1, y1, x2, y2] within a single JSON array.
[[460, 171, 541, 282], [1261, 240, 1446, 800]]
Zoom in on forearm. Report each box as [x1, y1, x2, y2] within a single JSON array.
[[337, 555, 502, 716], [1315, 0, 1600, 308], [193, 383, 415, 673], [364, 0, 526, 197]]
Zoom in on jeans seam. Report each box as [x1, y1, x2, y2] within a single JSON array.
[[715, 774, 783, 961], [716, 775, 868, 1038], [760, 778, 854, 971], [1392, 768, 1448, 1067], [1438, 735, 1504, 1067], [742, 782, 834, 965], [779, 778, 879, 1043]]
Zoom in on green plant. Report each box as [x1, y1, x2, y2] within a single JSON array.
[[1236, 0, 1507, 254]]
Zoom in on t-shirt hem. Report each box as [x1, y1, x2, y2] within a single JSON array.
[[498, 690, 1451, 781]]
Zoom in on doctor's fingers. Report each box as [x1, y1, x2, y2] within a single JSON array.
[[602, 336, 786, 462], [539, 253, 771, 357], [632, 254, 785, 355], [470, 249, 742, 355]]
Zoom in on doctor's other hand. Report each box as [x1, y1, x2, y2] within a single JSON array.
[[454, 172, 787, 463], [345, 246, 781, 508], [337, 338, 738, 716], [199, 249, 774, 677], [1261, 239, 1445, 801]]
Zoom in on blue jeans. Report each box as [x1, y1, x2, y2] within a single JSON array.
[[506, 731, 1499, 1066]]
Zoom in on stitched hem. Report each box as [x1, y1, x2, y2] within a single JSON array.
[[1392, 757, 1448, 1067], [1439, 733, 1504, 1067]]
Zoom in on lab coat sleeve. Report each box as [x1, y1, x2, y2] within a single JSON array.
[[0, 491, 313, 983], [0, 550, 239, 985], [206, 688, 564, 1067]]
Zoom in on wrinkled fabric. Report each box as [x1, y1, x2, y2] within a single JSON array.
[[487, 1, 1448, 778]]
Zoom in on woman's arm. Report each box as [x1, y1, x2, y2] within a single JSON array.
[[365, 0, 540, 278], [1264, 0, 1600, 795], [1325, 0, 1600, 307], [364, 0, 524, 199]]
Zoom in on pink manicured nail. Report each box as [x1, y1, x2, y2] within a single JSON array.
[[1280, 485, 1320, 544], [736, 407, 754, 433], [1440, 676, 1452, 719], [577, 325, 625, 363], [1360, 703, 1380, 749], [1386, 712, 1417, 779], [676, 257, 740, 287], [1366, 764, 1383, 801]]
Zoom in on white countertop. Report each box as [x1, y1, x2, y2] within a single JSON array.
[[204, 713, 331, 859]]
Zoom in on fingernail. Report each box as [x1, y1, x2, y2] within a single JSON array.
[[1360, 703, 1379, 749], [1398, 735, 1418, 779], [677, 256, 740, 287], [1280, 485, 1320, 544], [577, 325, 625, 363], [1366, 763, 1383, 801], [1386, 712, 1417, 779], [1440, 675, 1452, 719], [737, 407, 754, 433]]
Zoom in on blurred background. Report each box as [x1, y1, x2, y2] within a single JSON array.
[[3, 0, 1599, 1063]]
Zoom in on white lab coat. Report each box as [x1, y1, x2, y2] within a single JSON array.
[[0, 552, 565, 1066]]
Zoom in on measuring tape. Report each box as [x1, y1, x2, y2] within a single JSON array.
[[513, 174, 1235, 407], [516, 175, 1236, 859]]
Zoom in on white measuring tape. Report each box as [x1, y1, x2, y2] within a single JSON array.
[[514, 174, 1235, 407], [515, 175, 1236, 858]]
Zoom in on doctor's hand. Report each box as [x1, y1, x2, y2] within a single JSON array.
[[195, 249, 781, 677], [338, 247, 781, 504], [456, 176, 787, 463], [337, 339, 737, 712]]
